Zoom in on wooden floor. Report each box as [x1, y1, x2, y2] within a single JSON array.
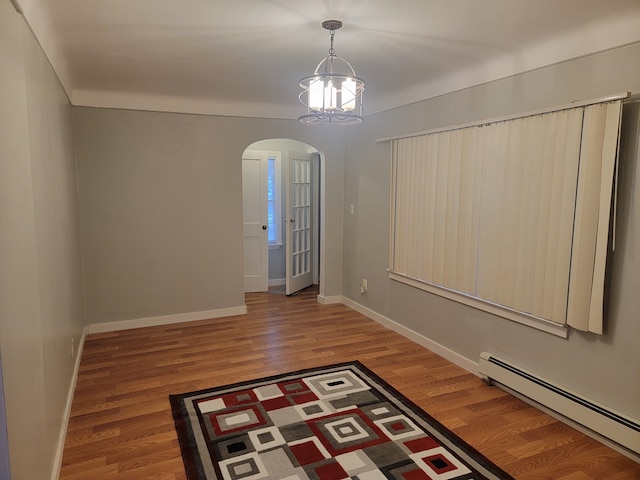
[[60, 286, 639, 480]]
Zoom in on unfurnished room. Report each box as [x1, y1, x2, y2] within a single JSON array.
[[1, 1, 640, 479]]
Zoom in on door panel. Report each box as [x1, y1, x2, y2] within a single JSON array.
[[242, 152, 268, 292], [286, 151, 313, 294]]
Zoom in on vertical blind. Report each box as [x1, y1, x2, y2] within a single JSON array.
[[389, 99, 623, 334]]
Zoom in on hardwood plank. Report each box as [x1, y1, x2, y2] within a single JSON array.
[[59, 286, 640, 479]]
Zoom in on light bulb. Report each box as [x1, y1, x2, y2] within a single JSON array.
[[342, 78, 356, 111], [309, 78, 324, 110], [325, 79, 337, 109]]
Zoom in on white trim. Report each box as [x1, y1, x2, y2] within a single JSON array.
[[268, 278, 285, 287], [339, 296, 479, 375], [71, 89, 299, 120], [51, 326, 88, 480], [267, 152, 283, 247], [389, 272, 569, 338], [87, 306, 247, 334], [376, 92, 629, 143], [316, 294, 342, 305]]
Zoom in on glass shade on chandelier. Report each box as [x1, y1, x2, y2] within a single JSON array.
[[298, 20, 365, 126]]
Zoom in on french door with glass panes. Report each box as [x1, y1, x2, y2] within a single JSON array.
[[285, 151, 313, 294]]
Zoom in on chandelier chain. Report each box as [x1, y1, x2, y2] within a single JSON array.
[[329, 29, 336, 56]]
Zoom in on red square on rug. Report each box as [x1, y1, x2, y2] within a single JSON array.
[[314, 461, 349, 480], [423, 453, 457, 474], [404, 436, 440, 453], [261, 396, 291, 411], [402, 468, 432, 480], [290, 440, 326, 465]]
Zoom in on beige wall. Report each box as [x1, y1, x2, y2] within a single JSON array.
[[0, 2, 85, 479], [73, 108, 346, 325], [342, 43, 640, 419]]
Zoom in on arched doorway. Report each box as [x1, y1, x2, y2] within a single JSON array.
[[242, 138, 321, 295]]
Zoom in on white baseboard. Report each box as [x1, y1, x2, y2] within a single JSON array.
[[316, 294, 343, 305], [268, 278, 285, 287], [87, 305, 248, 334], [51, 326, 88, 480], [339, 296, 479, 375]]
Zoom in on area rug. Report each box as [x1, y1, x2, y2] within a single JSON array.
[[170, 361, 513, 480]]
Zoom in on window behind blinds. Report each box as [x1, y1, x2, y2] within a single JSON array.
[[389, 99, 623, 335]]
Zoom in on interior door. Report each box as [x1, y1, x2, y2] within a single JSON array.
[[242, 151, 268, 292], [286, 151, 314, 295]]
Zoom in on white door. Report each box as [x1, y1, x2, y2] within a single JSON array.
[[286, 151, 314, 295], [242, 151, 268, 292]]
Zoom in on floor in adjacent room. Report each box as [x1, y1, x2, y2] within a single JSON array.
[[59, 286, 640, 479]]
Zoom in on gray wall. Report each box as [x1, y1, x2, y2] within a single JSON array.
[[342, 43, 640, 419], [73, 109, 346, 325], [0, 3, 85, 479]]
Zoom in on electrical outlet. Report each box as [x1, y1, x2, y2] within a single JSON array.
[[362, 278, 368, 290]]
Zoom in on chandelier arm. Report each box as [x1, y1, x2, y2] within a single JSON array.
[[312, 55, 357, 77], [313, 56, 331, 76]]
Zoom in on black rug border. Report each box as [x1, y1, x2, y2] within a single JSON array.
[[170, 387, 208, 480], [169, 360, 515, 480]]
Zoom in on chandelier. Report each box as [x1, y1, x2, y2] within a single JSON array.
[[298, 20, 365, 126]]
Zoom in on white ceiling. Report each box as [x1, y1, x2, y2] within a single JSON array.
[[17, 0, 640, 119]]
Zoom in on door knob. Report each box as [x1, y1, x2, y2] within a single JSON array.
[[262, 225, 267, 230]]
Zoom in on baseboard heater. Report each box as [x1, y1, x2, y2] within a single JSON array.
[[478, 352, 640, 455]]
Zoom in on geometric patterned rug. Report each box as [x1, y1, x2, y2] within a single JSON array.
[[169, 361, 514, 480]]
